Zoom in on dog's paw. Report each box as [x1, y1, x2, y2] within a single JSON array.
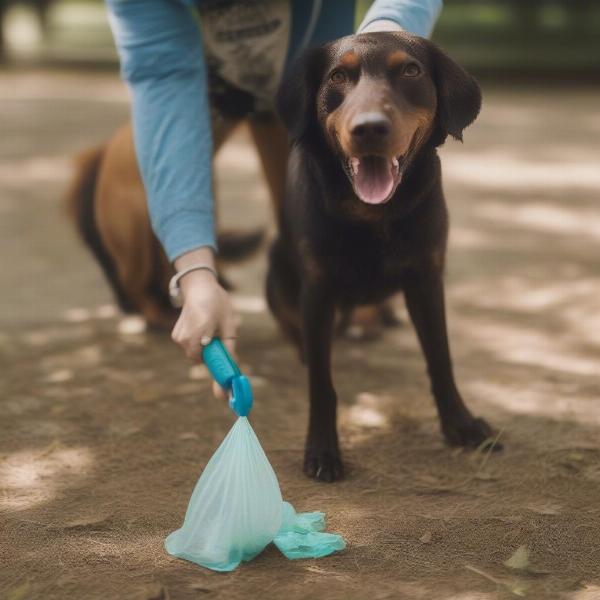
[[443, 416, 503, 451], [303, 447, 344, 482]]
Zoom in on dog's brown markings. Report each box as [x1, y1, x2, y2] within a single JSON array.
[[339, 51, 360, 69], [399, 107, 436, 159], [331, 103, 434, 182], [324, 113, 340, 152], [387, 50, 409, 68]]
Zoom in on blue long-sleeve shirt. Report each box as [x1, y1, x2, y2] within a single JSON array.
[[106, 0, 442, 262]]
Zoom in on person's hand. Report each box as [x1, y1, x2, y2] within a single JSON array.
[[171, 248, 237, 398]]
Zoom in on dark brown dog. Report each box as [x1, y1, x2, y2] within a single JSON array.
[[267, 31, 498, 482]]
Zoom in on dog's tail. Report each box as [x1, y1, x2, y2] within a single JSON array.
[[66, 148, 264, 302], [65, 147, 135, 313]]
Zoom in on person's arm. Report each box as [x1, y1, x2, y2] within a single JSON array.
[[358, 0, 443, 37], [106, 0, 214, 260], [106, 0, 236, 364]]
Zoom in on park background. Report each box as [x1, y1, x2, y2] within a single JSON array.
[[1, 2, 600, 599]]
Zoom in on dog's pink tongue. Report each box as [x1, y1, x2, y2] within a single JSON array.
[[352, 156, 394, 205]]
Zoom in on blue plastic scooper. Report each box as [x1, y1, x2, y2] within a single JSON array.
[[165, 338, 346, 571], [202, 338, 253, 417]]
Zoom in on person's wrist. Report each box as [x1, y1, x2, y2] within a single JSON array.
[[174, 246, 216, 271], [170, 246, 218, 306], [179, 268, 219, 296]]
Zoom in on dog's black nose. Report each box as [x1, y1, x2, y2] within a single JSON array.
[[350, 112, 391, 140]]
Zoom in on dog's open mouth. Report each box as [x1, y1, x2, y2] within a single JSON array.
[[347, 155, 402, 205]]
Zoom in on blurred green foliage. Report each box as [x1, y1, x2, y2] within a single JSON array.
[[2, 0, 599, 76], [435, 0, 600, 74], [357, 0, 600, 74]]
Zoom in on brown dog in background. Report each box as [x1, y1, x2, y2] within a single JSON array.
[[66, 115, 288, 328]]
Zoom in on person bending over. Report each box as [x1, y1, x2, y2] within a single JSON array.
[[106, 0, 442, 375]]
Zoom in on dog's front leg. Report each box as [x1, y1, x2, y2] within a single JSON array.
[[403, 271, 499, 449], [300, 282, 343, 481]]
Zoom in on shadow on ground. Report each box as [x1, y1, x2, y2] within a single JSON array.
[[1, 71, 600, 600]]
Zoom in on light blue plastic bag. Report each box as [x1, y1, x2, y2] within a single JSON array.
[[165, 417, 283, 571], [165, 339, 345, 571]]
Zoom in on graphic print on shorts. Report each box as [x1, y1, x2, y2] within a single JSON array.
[[199, 0, 291, 112]]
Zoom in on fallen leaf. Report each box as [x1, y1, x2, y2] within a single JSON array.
[[504, 545, 529, 571], [419, 531, 432, 544], [178, 432, 199, 441]]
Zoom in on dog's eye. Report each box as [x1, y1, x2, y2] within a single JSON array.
[[403, 63, 421, 77], [330, 69, 348, 84]]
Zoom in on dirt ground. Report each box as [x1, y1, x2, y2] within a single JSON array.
[[1, 69, 600, 600]]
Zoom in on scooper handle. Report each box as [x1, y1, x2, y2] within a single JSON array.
[[202, 338, 253, 417]]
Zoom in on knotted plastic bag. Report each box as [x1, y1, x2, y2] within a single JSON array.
[[165, 339, 345, 571], [165, 417, 283, 571]]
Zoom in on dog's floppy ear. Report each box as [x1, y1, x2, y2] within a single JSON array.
[[276, 46, 326, 140], [429, 43, 481, 142]]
